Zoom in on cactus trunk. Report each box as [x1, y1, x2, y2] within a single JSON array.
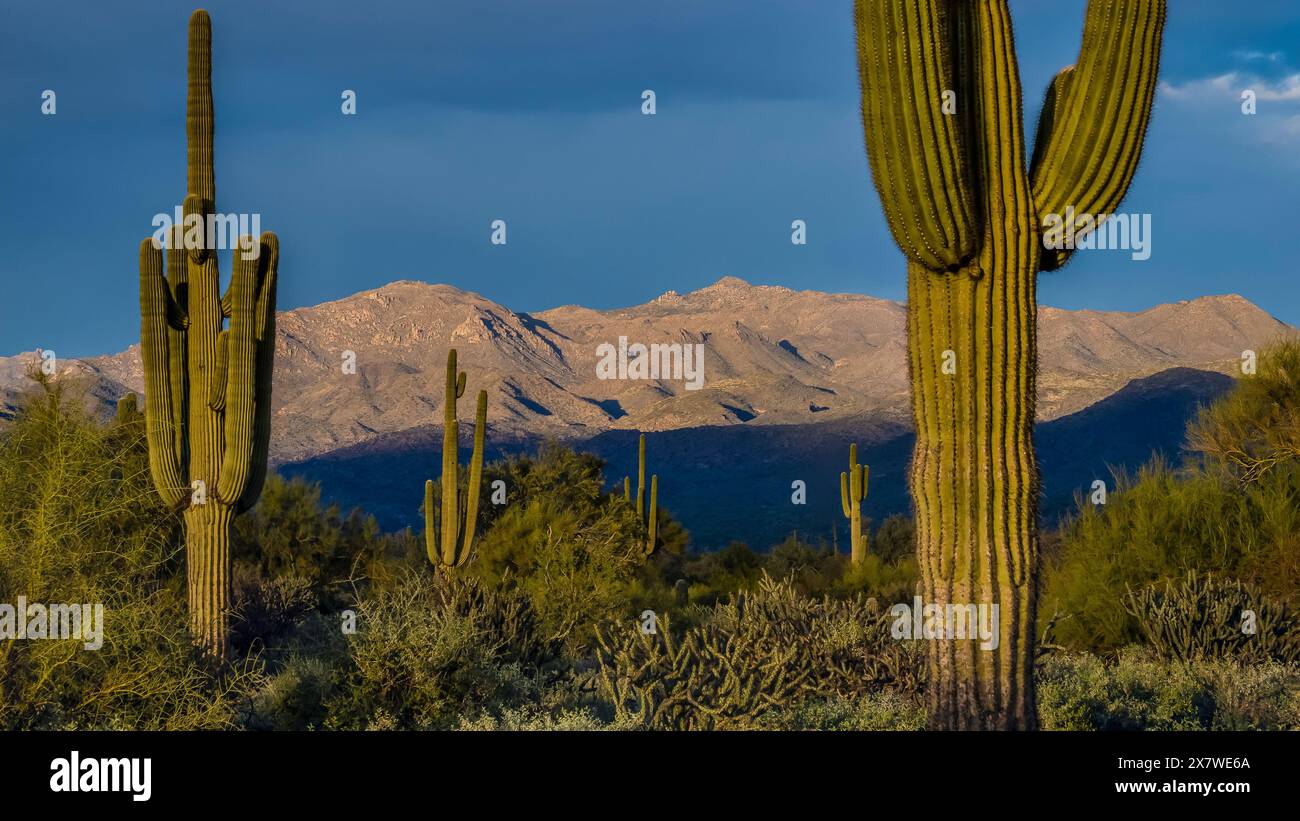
[[907, 255, 1040, 729], [425, 348, 487, 569], [839, 443, 869, 563], [855, 0, 1164, 728], [184, 502, 233, 659], [137, 10, 280, 660], [624, 433, 659, 556]]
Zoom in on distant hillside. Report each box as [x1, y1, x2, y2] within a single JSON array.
[[1, 278, 1289, 466], [280, 367, 1235, 550]]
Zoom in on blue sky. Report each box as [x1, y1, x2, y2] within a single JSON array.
[[2, 0, 1298, 357]]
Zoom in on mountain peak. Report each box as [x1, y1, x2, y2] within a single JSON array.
[[1, 281, 1292, 467], [705, 275, 752, 289]]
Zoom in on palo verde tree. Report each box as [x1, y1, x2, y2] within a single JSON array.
[[138, 10, 281, 659], [854, 0, 1165, 728]]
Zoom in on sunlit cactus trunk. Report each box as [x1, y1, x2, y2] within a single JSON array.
[[840, 443, 869, 563], [137, 10, 280, 660], [855, 0, 1165, 728], [623, 433, 660, 556], [425, 349, 487, 569]]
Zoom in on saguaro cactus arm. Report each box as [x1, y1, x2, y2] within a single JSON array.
[[1030, 0, 1167, 271], [456, 390, 488, 567], [139, 240, 189, 508], [217, 235, 279, 505], [646, 474, 659, 557], [854, 0, 979, 272]]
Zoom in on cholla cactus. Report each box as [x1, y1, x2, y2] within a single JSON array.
[[424, 349, 487, 569], [1125, 571, 1300, 664], [622, 433, 659, 556], [839, 443, 869, 563], [595, 577, 925, 729], [137, 10, 280, 659], [854, 0, 1165, 729]]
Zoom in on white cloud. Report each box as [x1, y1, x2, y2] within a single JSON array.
[[1231, 50, 1285, 64], [1160, 72, 1300, 102]]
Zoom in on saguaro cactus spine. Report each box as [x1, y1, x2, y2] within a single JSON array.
[[424, 349, 488, 568], [623, 433, 659, 556], [138, 9, 280, 659], [854, 0, 1165, 728], [839, 443, 869, 563]]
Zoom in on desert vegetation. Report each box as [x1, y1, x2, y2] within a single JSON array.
[[2, 341, 1298, 731]]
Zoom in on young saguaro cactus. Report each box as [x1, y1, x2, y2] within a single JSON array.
[[138, 10, 280, 660], [854, 0, 1165, 729], [623, 433, 659, 556], [424, 349, 488, 569], [839, 443, 869, 564]]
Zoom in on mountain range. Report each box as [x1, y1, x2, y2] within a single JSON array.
[[1, 277, 1291, 548]]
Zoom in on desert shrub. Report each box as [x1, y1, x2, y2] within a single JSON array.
[[1042, 459, 1300, 652], [1037, 648, 1300, 730], [872, 514, 916, 564], [230, 568, 318, 654], [758, 691, 927, 730], [233, 474, 389, 610], [679, 541, 766, 604], [324, 571, 560, 729], [456, 705, 639, 731], [1188, 338, 1300, 485], [0, 376, 263, 729], [836, 552, 919, 603], [471, 496, 646, 653], [594, 575, 924, 730], [1124, 570, 1300, 664], [247, 652, 342, 731]]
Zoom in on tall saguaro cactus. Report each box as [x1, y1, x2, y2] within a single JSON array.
[[425, 349, 488, 568], [138, 10, 280, 659], [623, 433, 659, 556], [839, 443, 869, 564], [854, 0, 1165, 728]]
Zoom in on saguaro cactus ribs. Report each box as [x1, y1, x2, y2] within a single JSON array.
[[137, 9, 281, 659], [424, 348, 488, 569], [854, 0, 1165, 728]]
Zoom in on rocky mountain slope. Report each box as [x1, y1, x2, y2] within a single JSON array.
[[1, 277, 1291, 467]]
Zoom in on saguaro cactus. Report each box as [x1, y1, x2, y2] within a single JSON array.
[[425, 349, 488, 568], [623, 433, 659, 556], [854, 0, 1165, 728], [138, 10, 280, 659], [839, 443, 869, 564]]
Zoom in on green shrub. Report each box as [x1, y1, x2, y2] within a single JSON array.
[[471, 497, 645, 653], [1188, 338, 1300, 486], [758, 691, 927, 730], [1042, 459, 1300, 652], [1037, 649, 1300, 730], [0, 376, 263, 729], [324, 571, 560, 729]]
